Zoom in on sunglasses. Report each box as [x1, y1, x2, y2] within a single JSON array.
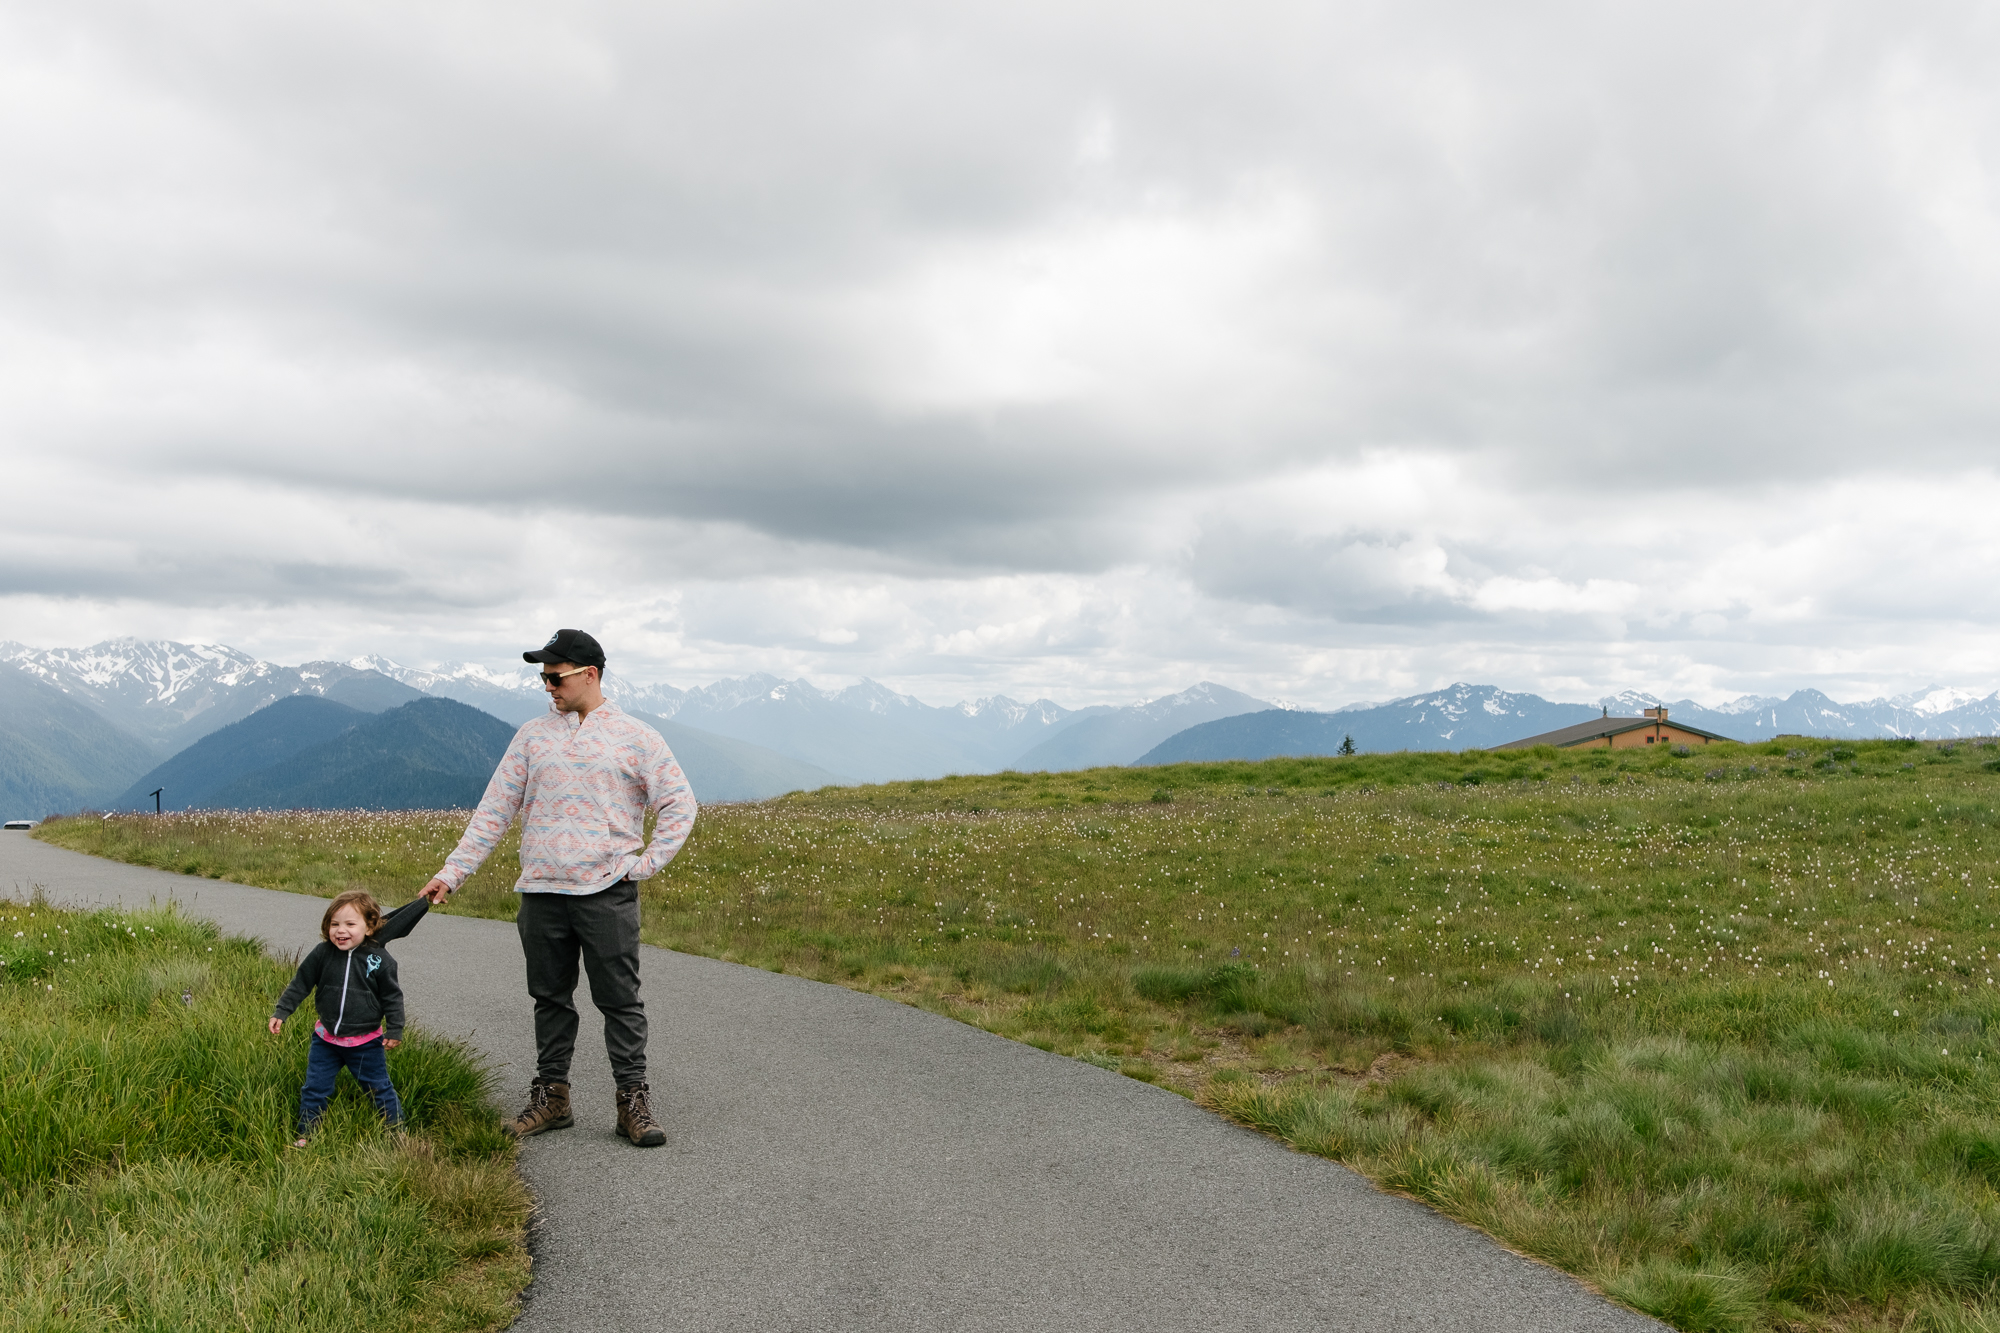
[[539, 667, 594, 687]]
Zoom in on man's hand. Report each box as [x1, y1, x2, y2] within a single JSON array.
[[420, 878, 451, 904], [268, 1016, 282, 1035]]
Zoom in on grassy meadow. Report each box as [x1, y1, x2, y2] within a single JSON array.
[[35, 732, 2000, 1331], [0, 896, 529, 1333]]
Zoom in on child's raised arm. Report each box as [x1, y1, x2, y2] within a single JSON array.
[[372, 895, 432, 944]]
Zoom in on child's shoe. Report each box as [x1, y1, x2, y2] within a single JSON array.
[[503, 1078, 573, 1138]]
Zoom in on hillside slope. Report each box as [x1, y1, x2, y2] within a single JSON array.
[[1016, 683, 1271, 770], [113, 695, 369, 811], [659, 680, 992, 782], [631, 712, 848, 802], [0, 665, 157, 818], [207, 697, 515, 810], [1138, 686, 1600, 763]]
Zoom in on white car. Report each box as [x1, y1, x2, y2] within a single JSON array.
[[3, 820, 35, 830]]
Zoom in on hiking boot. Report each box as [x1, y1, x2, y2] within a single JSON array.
[[615, 1082, 666, 1147], [503, 1079, 573, 1139]]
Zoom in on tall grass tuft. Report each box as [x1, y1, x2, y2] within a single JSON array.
[[0, 895, 529, 1331]]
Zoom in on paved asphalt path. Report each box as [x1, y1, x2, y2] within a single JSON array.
[[5, 831, 1662, 1333]]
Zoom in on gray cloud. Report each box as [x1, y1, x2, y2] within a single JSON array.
[[1189, 526, 1478, 625], [4, 0, 2000, 704]]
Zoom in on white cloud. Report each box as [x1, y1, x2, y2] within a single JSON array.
[[828, 182, 1321, 432], [3, 0, 2000, 710]]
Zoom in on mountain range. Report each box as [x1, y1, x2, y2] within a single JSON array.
[[5, 637, 1998, 818], [1139, 684, 1595, 763], [1, 640, 872, 813], [0, 663, 159, 817], [116, 695, 379, 810], [185, 697, 518, 811], [105, 693, 846, 813], [1137, 682, 2000, 765], [4, 638, 425, 752], [0, 639, 1274, 815], [358, 657, 1269, 783]]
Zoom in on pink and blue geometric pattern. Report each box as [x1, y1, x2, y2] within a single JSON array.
[[436, 701, 696, 896]]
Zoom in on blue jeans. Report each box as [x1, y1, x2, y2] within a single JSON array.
[[299, 1033, 403, 1132]]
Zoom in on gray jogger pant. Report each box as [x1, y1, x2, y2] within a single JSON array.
[[517, 878, 648, 1087]]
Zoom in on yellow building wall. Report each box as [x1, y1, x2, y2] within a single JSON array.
[[1568, 725, 1716, 750]]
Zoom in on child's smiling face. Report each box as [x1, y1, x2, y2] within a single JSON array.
[[326, 904, 369, 951]]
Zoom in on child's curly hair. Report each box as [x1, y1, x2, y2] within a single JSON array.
[[320, 890, 384, 942]]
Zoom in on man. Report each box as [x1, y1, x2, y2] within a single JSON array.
[[419, 628, 696, 1147]]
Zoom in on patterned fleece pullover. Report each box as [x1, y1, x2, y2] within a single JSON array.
[[434, 701, 697, 896]]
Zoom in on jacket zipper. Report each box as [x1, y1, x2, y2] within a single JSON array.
[[334, 950, 352, 1034]]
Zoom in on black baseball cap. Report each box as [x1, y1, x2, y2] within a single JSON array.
[[523, 629, 606, 670]]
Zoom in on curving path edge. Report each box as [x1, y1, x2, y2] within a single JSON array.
[[4, 832, 1663, 1332]]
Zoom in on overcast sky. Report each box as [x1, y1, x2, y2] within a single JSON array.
[[3, 1, 1998, 708]]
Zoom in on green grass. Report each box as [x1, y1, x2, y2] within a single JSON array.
[[0, 895, 529, 1332], [36, 733, 2000, 1329]]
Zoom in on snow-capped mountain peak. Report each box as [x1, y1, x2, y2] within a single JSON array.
[[1131, 681, 1269, 721], [1888, 685, 1995, 716], [2, 639, 432, 750], [15, 638, 273, 706], [832, 679, 926, 714], [952, 696, 1074, 729], [1706, 694, 1785, 715], [958, 694, 1023, 722], [1597, 689, 1664, 715], [714, 674, 788, 709], [356, 657, 540, 692]]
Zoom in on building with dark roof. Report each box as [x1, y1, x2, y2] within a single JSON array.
[[1496, 706, 1732, 751]]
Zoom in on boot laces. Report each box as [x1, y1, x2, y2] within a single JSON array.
[[622, 1085, 658, 1129]]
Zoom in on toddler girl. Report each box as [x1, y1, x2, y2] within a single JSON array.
[[269, 890, 429, 1147]]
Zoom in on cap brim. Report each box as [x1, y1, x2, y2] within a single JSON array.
[[524, 648, 604, 667]]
